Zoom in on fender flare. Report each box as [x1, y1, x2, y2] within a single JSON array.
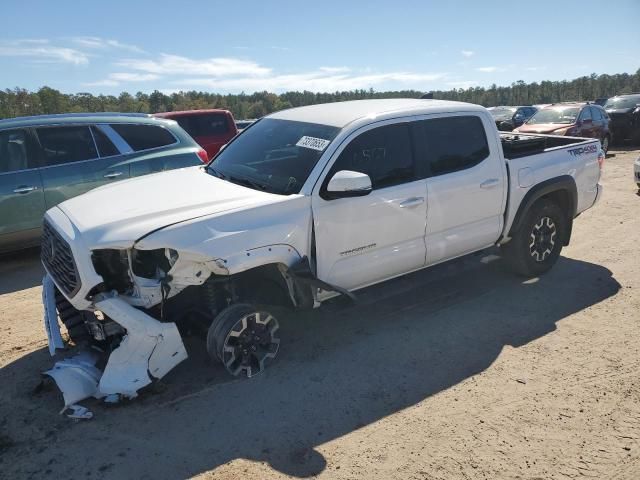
[[508, 175, 577, 244], [208, 244, 302, 276]]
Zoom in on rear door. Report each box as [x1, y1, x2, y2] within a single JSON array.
[[0, 128, 46, 250], [412, 114, 506, 265], [36, 124, 130, 209], [175, 113, 234, 159]]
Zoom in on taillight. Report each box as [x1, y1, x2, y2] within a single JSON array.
[[597, 150, 605, 169], [196, 148, 209, 163]]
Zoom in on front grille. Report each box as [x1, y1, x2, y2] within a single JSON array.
[[42, 220, 81, 297]]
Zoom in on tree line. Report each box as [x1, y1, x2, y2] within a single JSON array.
[[1, 69, 638, 120]]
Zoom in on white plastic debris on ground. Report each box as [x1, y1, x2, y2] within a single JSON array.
[[42, 275, 189, 415]]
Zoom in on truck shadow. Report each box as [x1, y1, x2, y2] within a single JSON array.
[[0, 253, 621, 479], [0, 247, 42, 295]]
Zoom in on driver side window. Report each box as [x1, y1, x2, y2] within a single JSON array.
[[328, 123, 415, 190]]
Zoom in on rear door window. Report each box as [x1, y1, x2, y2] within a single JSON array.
[[91, 126, 119, 157], [110, 124, 176, 151], [176, 114, 230, 137], [36, 126, 98, 166], [0, 129, 31, 173], [412, 116, 490, 178]]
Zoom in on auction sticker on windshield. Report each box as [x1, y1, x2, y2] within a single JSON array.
[[296, 136, 331, 151]]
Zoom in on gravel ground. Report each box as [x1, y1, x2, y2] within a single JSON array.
[[0, 148, 638, 480]]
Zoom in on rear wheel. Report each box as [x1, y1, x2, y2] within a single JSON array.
[[502, 200, 566, 277], [207, 303, 280, 377]]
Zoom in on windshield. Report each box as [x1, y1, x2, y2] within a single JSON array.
[[604, 96, 640, 110], [488, 107, 516, 121], [526, 107, 580, 125], [207, 118, 340, 195]]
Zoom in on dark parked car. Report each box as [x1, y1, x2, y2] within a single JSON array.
[[153, 109, 238, 160], [604, 94, 640, 144], [0, 113, 206, 253], [487, 106, 538, 131], [235, 119, 256, 132], [514, 103, 611, 153]]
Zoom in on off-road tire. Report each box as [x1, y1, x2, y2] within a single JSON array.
[[502, 199, 566, 277], [207, 303, 280, 378]]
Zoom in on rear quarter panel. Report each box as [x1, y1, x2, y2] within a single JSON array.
[[503, 137, 601, 237]]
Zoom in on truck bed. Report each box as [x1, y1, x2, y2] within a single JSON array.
[[500, 133, 592, 159]]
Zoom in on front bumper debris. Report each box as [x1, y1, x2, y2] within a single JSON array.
[[42, 274, 188, 413]]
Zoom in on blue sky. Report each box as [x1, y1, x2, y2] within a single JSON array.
[[1, 0, 638, 95]]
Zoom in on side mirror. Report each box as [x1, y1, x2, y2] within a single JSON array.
[[325, 170, 372, 199]]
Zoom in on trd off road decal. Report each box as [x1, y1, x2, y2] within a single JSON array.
[[567, 144, 598, 157], [296, 136, 331, 151]]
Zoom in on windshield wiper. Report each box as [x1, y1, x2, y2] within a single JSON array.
[[227, 175, 270, 192], [206, 165, 226, 179]]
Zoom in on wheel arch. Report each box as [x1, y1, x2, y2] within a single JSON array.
[[508, 175, 577, 246]]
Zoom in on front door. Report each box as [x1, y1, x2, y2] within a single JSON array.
[[577, 107, 595, 138], [312, 122, 427, 291], [0, 128, 45, 250]]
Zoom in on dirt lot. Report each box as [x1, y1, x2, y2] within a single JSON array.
[[0, 149, 638, 480]]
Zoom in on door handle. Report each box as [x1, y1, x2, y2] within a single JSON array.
[[480, 178, 500, 189], [399, 197, 425, 208], [13, 186, 38, 194], [103, 171, 123, 179]]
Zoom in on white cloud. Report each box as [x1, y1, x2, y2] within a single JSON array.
[[110, 72, 159, 82], [83, 79, 119, 87], [476, 66, 500, 73], [0, 39, 89, 65], [319, 66, 351, 73], [174, 69, 446, 93], [72, 36, 145, 54], [525, 66, 547, 72], [117, 54, 272, 77], [461, 50, 475, 58], [446, 80, 479, 89], [83, 72, 160, 87]]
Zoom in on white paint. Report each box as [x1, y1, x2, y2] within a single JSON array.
[[42, 275, 64, 355], [95, 295, 188, 397]]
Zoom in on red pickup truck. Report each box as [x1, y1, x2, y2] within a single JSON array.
[[153, 109, 238, 160]]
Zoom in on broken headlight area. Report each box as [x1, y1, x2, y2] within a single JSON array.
[[131, 248, 179, 279], [91, 249, 133, 295]]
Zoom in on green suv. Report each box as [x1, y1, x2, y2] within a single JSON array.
[[0, 113, 207, 253]]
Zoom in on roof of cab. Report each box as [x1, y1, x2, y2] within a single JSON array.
[[268, 98, 483, 128], [0, 112, 176, 130]]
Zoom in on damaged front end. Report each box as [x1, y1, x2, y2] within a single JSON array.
[[42, 245, 211, 415]]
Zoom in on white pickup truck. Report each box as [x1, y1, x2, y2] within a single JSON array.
[[41, 99, 603, 409]]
